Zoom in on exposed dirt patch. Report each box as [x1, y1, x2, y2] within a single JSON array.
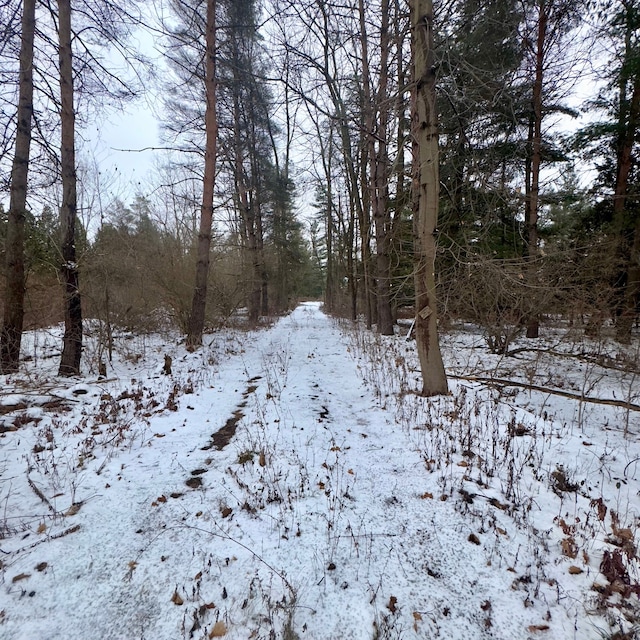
[[210, 409, 245, 450], [200, 377, 261, 452]]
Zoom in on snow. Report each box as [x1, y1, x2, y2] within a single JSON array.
[[0, 302, 638, 639]]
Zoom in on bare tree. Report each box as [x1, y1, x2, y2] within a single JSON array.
[[186, 0, 217, 348], [57, 0, 82, 375], [0, 0, 36, 373], [410, 0, 447, 396]]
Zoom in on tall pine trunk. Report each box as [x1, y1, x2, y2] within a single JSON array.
[[187, 0, 217, 349], [523, 0, 547, 339], [0, 0, 36, 373], [411, 0, 448, 396], [613, 29, 640, 342], [57, 0, 82, 376], [360, 0, 394, 335]]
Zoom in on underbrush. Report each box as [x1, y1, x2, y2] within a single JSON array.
[[339, 318, 640, 638]]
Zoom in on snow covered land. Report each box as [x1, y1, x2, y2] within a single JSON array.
[[0, 302, 638, 639]]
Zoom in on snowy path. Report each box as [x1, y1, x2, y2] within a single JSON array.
[[1, 303, 595, 639]]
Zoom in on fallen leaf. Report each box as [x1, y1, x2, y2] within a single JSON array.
[[527, 625, 550, 632], [35, 562, 48, 572], [468, 533, 481, 545], [568, 566, 583, 575], [347, 469, 354, 475], [387, 596, 398, 613], [37, 523, 47, 534], [65, 503, 82, 517], [221, 506, 233, 518], [157, 495, 167, 503], [561, 538, 578, 559], [259, 451, 266, 467], [496, 527, 507, 536], [420, 492, 433, 499], [210, 621, 227, 637], [457, 460, 469, 467], [12, 573, 31, 583], [330, 446, 341, 452], [412, 611, 422, 620], [171, 590, 184, 605]]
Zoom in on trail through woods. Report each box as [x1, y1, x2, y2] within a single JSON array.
[[1, 302, 639, 639]]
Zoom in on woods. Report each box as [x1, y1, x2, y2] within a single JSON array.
[[0, 0, 639, 388]]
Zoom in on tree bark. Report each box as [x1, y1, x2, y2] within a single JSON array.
[[186, 0, 217, 349], [523, 0, 547, 339], [57, 0, 82, 376], [360, 0, 394, 335], [0, 0, 36, 374], [410, 0, 448, 396], [613, 14, 640, 341]]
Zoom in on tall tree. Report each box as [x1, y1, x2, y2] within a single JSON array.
[[186, 0, 218, 348], [521, 0, 581, 338], [411, 0, 448, 395], [0, 0, 36, 373], [575, 0, 640, 340], [57, 0, 82, 376], [610, 0, 640, 340]]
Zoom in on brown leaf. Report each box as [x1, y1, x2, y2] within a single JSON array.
[[420, 492, 433, 499], [590, 497, 607, 521], [37, 523, 47, 534], [568, 566, 583, 575], [259, 451, 266, 467], [527, 625, 550, 632], [561, 538, 578, 559], [171, 590, 184, 605], [65, 503, 82, 517], [468, 533, 481, 545], [12, 573, 31, 583], [209, 621, 227, 637], [157, 495, 167, 503], [387, 596, 398, 613], [221, 506, 233, 518]]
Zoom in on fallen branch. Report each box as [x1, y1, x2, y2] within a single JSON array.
[[26, 469, 56, 514], [504, 346, 639, 374], [449, 374, 640, 412]]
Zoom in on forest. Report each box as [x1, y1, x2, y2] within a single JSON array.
[[1, 2, 640, 639], [0, 0, 637, 387]]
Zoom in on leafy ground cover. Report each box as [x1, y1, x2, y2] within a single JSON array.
[[0, 302, 638, 639]]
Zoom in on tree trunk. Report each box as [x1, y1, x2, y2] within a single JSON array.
[[410, 0, 448, 396], [360, 0, 394, 335], [613, 21, 640, 341], [57, 0, 82, 376], [0, 0, 36, 374], [523, 0, 547, 339], [186, 0, 218, 349]]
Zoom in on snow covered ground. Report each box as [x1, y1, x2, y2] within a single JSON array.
[[0, 302, 638, 640]]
